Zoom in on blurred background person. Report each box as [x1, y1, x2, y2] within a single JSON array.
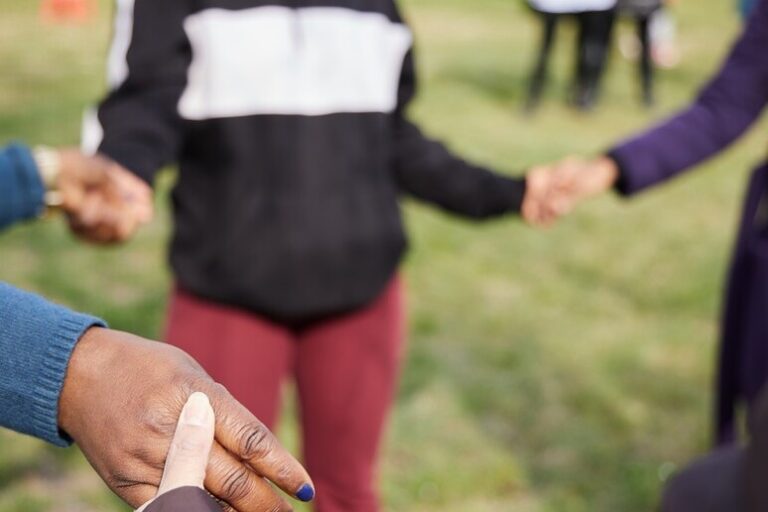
[[616, 0, 664, 106], [80, 1, 548, 510], [648, 6, 682, 70], [525, 0, 618, 112], [529, 0, 768, 449]]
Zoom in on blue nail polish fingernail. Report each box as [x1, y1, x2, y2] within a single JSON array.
[[296, 483, 315, 502]]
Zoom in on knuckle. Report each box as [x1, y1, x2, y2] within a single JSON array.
[[217, 499, 239, 512], [238, 423, 273, 461], [139, 405, 177, 438], [204, 381, 229, 402], [220, 466, 253, 503]]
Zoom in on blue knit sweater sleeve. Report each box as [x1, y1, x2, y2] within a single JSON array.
[[0, 143, 45, 229], [0, 283, 106, 446]]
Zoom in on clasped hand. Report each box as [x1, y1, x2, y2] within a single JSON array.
[[55, 149, 153, 243], [522, 155, 619, 227]]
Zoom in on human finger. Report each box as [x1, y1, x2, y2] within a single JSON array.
[[68, 209, 122, 244], [205, 442, 292, 512], [205, 384, 315, 503], [103, 163, 154, 224], [523, 166, 559, 227]]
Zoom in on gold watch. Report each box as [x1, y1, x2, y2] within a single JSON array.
[[32, 146, 64, 209]]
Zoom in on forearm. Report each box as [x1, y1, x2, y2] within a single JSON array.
[[609, 0, 768, 195], [97, 89, 184, 183], [393, 120, 526, 219], [92, 0, 192, 183], [608, 96, 762, 195], [0, 283, 105, 446], [0, 144, 45, 230]]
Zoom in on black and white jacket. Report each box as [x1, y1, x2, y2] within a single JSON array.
[[89, 0, 526, 322]]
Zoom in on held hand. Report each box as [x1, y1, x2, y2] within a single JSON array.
[[59, 328, 315, 511], [135, 392, 215, 512], [54, 149, 153, 244], [522, 156, 619, 227], [522, 165, 559, 227]]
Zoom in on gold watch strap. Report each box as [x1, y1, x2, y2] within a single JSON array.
[[32, 146, 64, 209]]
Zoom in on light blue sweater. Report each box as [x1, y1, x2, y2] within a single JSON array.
[[0, 143, 105, 446]]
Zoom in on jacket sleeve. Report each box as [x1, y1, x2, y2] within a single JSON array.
[[391, 49, 526, 219], [92, 0, 192, 184], [144, 487, 221, 512], [0, 283, 105, 446], [0, 143, 44, 230], [608, 0, 768, 195]]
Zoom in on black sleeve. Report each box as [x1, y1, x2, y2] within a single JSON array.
[[95, 0, 192, 184], [390, 50, 526, 219]]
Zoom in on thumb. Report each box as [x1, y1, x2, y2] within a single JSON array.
[[136, 392, 215, 511], [159, 392, 215, 493]]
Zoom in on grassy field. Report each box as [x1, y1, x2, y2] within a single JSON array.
[[0, 0, 762, 511]]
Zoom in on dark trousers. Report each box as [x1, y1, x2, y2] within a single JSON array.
[[526, 10, 616, 112], [634, 13, 655, 106]]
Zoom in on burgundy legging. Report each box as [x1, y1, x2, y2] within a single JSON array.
[[165, 278, 405, 512]]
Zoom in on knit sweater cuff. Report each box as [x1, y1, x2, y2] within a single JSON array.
[[10, 144, 46, 218], [0, 282, 106, 447], [0, 143, 45, 229], [32, 313, 106, 447]]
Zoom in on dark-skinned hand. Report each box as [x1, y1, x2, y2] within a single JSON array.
[[59, 328, 315, 511]]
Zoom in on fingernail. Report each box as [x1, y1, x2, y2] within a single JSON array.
[[183, 392, 211, 426], [296, 483, 315, 502]]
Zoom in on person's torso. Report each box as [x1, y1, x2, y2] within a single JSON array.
[[170, 0, 412, 321]]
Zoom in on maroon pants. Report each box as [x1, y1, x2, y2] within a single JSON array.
[[165, 278, 405, 512]]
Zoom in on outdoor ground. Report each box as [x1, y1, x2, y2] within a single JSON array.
[[0, 0, 762, 511]]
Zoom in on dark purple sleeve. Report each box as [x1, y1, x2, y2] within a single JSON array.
[[144, 487, 221, 512], [608, 0, 768, 195]]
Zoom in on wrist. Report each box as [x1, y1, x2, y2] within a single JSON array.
[[32, 146, 64, 209], [58, 327, 117, 438], [592, 156, 619, 189]]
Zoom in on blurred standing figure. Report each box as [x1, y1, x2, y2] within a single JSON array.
[[648, 7, 681, 70], [617, 0, 663, 106], [529, 0, 768, 448], [526, 0, 618, 112], [83, 1, 544, 511]]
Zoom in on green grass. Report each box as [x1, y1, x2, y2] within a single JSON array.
[[0, 0, 760, 510]]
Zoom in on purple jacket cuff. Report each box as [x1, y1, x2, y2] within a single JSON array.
[[607, 145, 662, 197]]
